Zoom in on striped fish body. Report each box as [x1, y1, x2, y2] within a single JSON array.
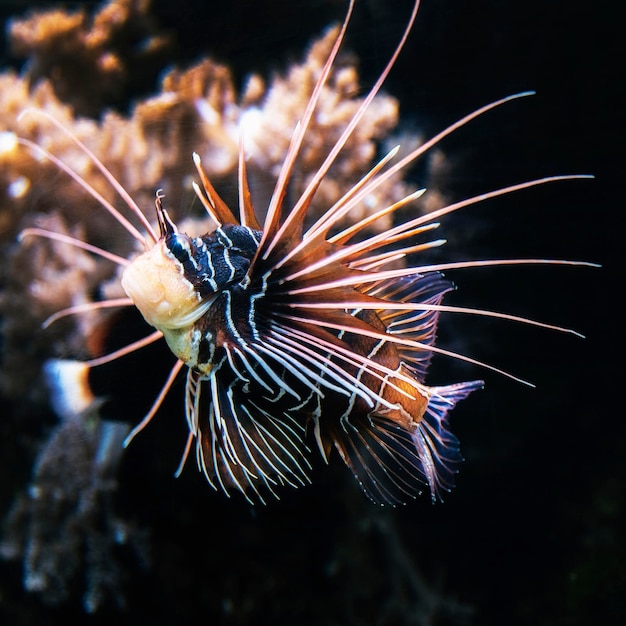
[[121, 195, 481, 504]]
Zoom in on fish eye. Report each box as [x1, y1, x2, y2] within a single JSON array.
[[165, 233, 193, 264]]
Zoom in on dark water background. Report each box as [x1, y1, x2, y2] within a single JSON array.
[[0, 0, 620, 624]]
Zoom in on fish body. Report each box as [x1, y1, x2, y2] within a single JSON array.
[[118, 181, 482, 505]]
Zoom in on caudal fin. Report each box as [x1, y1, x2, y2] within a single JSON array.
[[331, 378, 483, 505]]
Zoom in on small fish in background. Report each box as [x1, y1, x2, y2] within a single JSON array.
[[15, 0, 595, 507]]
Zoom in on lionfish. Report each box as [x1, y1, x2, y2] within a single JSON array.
[[18, 0, 593, 505]]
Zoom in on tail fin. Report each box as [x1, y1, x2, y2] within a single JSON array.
[[331, 378, 483, 505], [412, 380, 483, 502]]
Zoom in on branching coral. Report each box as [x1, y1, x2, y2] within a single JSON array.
[[8, 0, 172, 117]]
